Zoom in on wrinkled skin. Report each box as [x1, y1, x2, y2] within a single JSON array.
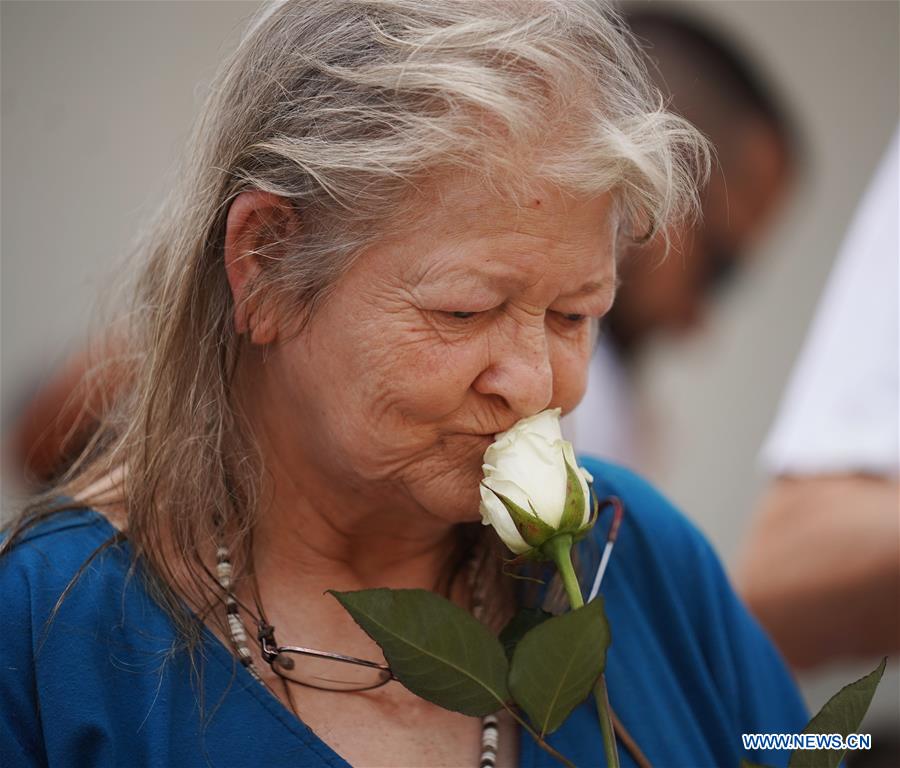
[[233, 174, 619, 546], [194, 173, 622, 768]]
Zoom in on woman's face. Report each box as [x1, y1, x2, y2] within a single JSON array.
[[260, 175, 618, 526]]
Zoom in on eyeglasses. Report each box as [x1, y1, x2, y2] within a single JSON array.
[[257, 622, 395, 691]]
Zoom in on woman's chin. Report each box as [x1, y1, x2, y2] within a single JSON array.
[[403, 436, 491, 524], [423, 475, 484, 526]]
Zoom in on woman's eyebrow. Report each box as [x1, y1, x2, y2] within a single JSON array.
[[419, 267, 619, 298], [567, 275, 620, 297]]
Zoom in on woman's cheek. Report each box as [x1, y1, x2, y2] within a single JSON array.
[[395, 332, 485, 414], [435, 341, 487, 399], [551, 333, 592, 410]]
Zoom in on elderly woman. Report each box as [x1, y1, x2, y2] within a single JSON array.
[[1, 2, 807, 767]]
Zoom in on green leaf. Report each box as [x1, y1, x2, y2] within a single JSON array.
[[508, 597, 610, 737], [499, 607, 553, 660], [329, 588, 510, 717], [787, 657, 886, 768]]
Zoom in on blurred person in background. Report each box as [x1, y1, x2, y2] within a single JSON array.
[[737, 126, 899, 669], [568, 7, 798, 466], [3, 329, 130, 490], [736, 125, 899, 768]]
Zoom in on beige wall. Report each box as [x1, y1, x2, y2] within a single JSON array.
[[1, 0, 260, 460], [2, 0, 898, 728]]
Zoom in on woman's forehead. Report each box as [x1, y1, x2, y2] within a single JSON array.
[[408, 254, 618, 305], [420, 170, 616, 229], [370, 200, 617, 309]]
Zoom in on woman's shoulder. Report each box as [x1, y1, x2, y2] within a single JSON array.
[[572, 456, 808, 768], [1, 502, 120, 564], [577, 455, 713, 568], [575, 454, 742, 632], [0, 503, 126, 623], [576, 455, 740, 627]]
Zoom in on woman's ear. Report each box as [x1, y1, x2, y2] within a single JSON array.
[[224, 190, 300, 344]]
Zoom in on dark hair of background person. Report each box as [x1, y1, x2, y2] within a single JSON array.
[[627, 7, 800, 157], [606, 5, 802, 358]]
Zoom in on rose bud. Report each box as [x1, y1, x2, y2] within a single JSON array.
[[479, 407, 597, 557]]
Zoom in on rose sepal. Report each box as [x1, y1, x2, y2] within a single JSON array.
[[483, 478, 599, 564], [482, 483, 559, 549], [558, 455, 588, 532], [571, 483, 600, 545]]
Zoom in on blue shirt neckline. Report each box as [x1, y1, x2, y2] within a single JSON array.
[[3, 464, 808, 768], [67, 504, 535, 768]]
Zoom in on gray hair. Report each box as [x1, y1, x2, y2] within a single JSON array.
[[162, 0, 709, 333], [6, 0, 709, 673]]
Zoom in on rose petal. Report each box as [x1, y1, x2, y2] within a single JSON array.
[[486, 433, 567, 527], [479, 483, 530, 554], [494, 408, 562, 445], [481, 476, 532, 512]]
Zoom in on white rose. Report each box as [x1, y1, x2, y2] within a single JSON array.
[[479, 407, 596, 555]]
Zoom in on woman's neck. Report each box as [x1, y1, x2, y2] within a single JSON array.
[[252, 504, 462, 594], [240, 438, 472, 657]]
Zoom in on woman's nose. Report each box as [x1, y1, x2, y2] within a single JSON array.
[[472, 315, 554, 417]]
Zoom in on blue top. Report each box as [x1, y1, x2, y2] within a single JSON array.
[[1, 459, 808, 767]]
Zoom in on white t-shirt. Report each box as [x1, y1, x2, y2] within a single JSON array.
[[761, 127, 899, 477]]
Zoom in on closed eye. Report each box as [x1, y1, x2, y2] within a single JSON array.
[[432, 309, 486, 329], [444, 310, 590, 325], [437, 309, 603, 336], [553, 312, 590, 326]]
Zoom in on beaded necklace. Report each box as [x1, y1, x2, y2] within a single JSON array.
[[215, 541, 502, 767]]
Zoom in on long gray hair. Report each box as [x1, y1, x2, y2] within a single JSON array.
[[3, 0, 709, 672]]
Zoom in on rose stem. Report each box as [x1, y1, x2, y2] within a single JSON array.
[[501, 705, 576, 768], [545, 534, 620, 768]]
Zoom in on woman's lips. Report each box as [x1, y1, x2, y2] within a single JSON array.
[[463, 433, 495, 445]]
